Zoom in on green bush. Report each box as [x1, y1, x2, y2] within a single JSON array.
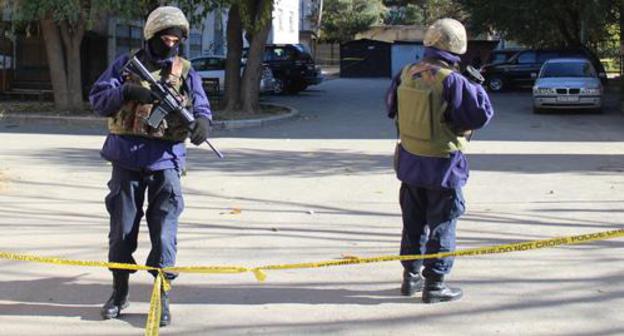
[[600, 58, 621, 73]]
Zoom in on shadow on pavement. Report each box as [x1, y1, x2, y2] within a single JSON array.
[[1, 270, 623, 333], [9, 146, 624, 177]]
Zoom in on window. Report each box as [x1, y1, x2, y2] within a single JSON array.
[[189, 32, 202, 59], [540, 62, 596, 78], [192, 57, 225, 71], [267, 47, 295, 61], [116, 23, 142, 57], [191, 59, 208, 71], [206, 57, 225, 70], [537, 52, 558, 63], [517, 51, 536, 64]]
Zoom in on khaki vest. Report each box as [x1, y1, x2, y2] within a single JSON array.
[[397, 61, 467, 158], [108, 55, 192, 142]]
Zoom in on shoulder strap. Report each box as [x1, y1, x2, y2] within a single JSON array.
[[421, 57, 459, 72]]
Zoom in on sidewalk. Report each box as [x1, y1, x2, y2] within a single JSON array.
[[0, 102, 299, 130], [1, 77, 623, 336], [321, 66, 340, 80]]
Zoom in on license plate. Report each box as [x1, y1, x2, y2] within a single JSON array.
[[557, 96, 579, 102]]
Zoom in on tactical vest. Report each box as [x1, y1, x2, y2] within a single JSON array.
[[108, 54, 192, 142], [397, 61, 467, 158]]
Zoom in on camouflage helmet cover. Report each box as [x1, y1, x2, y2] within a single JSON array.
[[144, 6, 190, 40], [423, 18, 467, 55]]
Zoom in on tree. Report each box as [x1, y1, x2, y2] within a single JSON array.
[[459, 0, 616, 49], [383, 0, 466, 25], [224, 2, 243, 111], [320, 0, 386, 44], [9, 0, 102, 112], [4, 0, 162, 112], [383, 4, 423, 25], [220, 0, 273, 114], [5, 0, 270, 115]]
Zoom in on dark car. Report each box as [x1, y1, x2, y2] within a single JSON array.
[[481, 48, 607, 92], [485, 48, 525, 65], [246, 44, 323, 94]]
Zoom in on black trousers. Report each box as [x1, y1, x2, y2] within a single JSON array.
[[105, 165, 184, 279], [399, 183, 465, 278]]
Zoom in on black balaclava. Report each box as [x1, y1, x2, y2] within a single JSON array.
[[147, 27, 184, 59]]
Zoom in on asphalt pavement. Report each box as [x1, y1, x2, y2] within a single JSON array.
[[1, 79, 624, 335]]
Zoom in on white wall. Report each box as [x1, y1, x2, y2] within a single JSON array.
[[269, 0, 299, 44], [200, 8, 227, 56]]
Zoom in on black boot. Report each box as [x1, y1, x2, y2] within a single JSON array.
[[400, 270, 424, 296], [160, 290, 171, 327], [422, 275, 463, 304], [101, 273, 130, 319]]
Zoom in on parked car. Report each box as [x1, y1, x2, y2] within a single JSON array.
[[245, 44, 323, 94], [532, 58, 603, 114], [481, 48, 607, 92], [485, 48, 524, 65], [190, 56, 276, 94]]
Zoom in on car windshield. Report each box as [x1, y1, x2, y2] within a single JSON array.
[[488, 53, 509, 64], [540, 62, 596, 78]]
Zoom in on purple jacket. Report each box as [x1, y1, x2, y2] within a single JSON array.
[[89, 48, 211, 172], [386, 47, 494, 189]]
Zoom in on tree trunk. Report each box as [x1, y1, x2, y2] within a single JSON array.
[[619, 1, 624, 113], [40, 18, 70, 111], [240, 4, 272, 114], [620, 1, 624, 76], [224, 5, 243, 112], [59, 20, 85, 112]]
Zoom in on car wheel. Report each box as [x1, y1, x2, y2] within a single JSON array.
[[591, 107, 603, 114], [486, 76, 505, 92], [273, 78, 285, 95], [285, 81, 305, 94], [294, 82, 308, 92], [533, 106, 543, 114]]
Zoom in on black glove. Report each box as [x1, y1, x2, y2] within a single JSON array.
[[190, 117, 210, 146], [122, 83, 158, 104]]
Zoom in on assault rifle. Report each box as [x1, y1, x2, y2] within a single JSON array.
[[123, 55, 224, 159]]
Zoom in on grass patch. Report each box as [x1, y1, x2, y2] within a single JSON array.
[[0, 101, 92, 116]]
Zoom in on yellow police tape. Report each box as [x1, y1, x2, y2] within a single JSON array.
[[1, 228, 623, 336]]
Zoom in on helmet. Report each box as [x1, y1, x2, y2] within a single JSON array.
[[423, 18, 467, 55], [144, 6, 190, 40]]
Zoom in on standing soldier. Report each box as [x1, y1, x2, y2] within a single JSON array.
[[89, 6, 212, 326], [386, 18, 494, 303]]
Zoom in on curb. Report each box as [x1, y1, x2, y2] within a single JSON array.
[[0, 103, 299, 130], [211, 103, 299, 129]]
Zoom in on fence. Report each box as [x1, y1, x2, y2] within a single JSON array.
[[315, 43, 340, 66]]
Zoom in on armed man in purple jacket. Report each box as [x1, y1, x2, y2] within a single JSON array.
[[89, 6, 211, 326], [386, 18, 494, 303]]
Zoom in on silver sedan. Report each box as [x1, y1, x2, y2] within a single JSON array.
[[532, 58, 603, 113]]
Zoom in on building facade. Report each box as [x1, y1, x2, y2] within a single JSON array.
[[1, 3, 306, 93], [299, 0, 322, 54], [268, 0, 300, 44]]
